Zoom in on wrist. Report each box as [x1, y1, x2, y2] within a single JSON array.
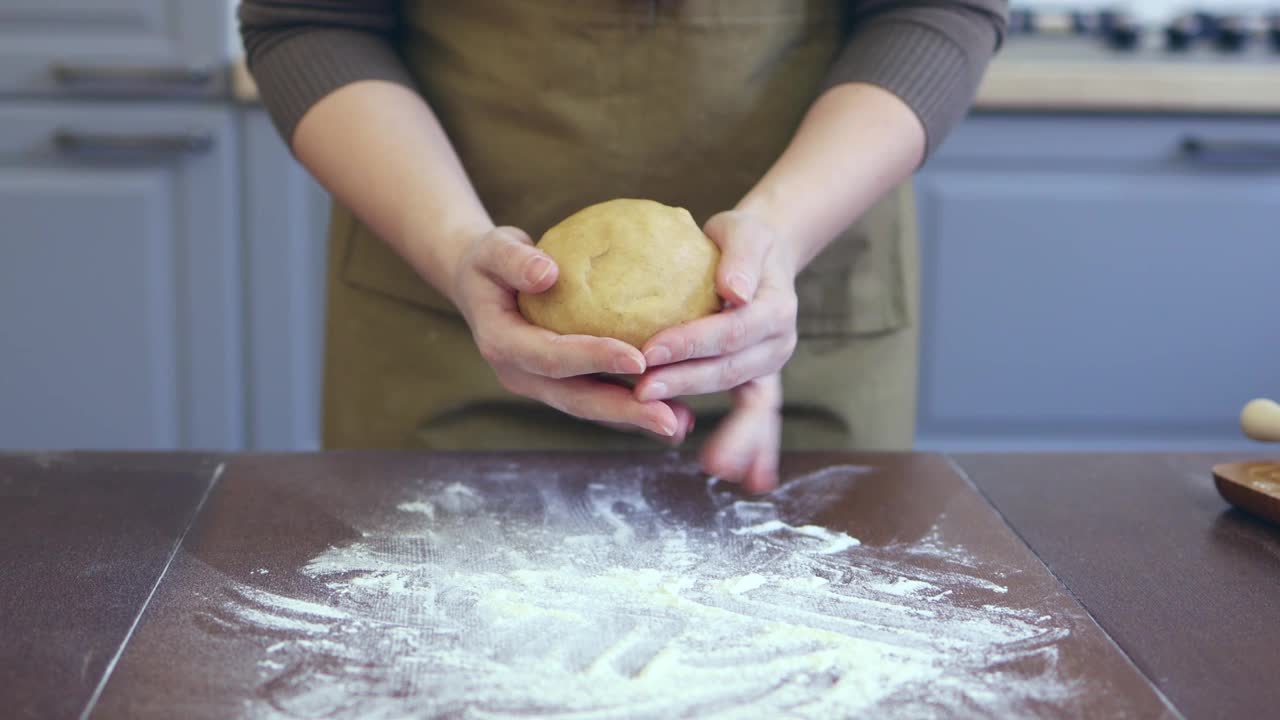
[[401, 211, 494, 306], [734, 191, 803, 276]]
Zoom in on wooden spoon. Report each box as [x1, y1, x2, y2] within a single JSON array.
[[1213, 461, 1280, 526], [1212, 398, 1280, 525]]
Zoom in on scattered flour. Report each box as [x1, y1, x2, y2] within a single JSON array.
[[719, 573, 768, 595], [395, 500, 436, 519], [433, 482, 483, 515], [200, 461, 1076, 719], [733, 520, 860, 555]]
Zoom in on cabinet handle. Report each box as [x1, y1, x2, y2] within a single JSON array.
[[53, 130, 215, 158], [49, 63, 216, 92], [1179, 137, 1280, 169]]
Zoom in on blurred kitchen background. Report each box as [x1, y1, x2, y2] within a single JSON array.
[[1, 0, 1276, 453]]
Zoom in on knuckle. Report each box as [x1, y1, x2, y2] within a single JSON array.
[[717, 357, 743, 389], [497, 238, 528, 272], [477, 231, 524, 277], [684, 335, 701, 361], [494, 370, 524, 396], [778, 292, 799, 325], [551, 393, 585, 419], [769, 298, 799, 339], [720, 212, 743, 238], [541, 337, 578, 378], [475, 334, 506, 367], [724, 314, 749, 349], [740, 378, 780, 411], [532, 345, 567, 378], [703, 212, 732, 242], [780, 331, 798, 359], [495, 225, 531, 246], [543, 361, 573, 380]]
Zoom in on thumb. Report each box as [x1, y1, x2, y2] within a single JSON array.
[[704, 211, 772, 306], [477, 226, 558, 293]]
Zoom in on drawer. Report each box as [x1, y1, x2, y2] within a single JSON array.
[[935, 113, 1280, 171], [914, 114, 1280, 450], [0, 0, 228, 98], [0, 101, 243, 450]]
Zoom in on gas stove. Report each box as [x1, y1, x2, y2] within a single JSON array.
[[1005, 5, 1280, 64]]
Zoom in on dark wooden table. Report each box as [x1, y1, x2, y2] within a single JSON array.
[[2, 450, 1276, 719]]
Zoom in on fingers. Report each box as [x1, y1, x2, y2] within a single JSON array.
[[507, 373, 680, 437], [634, 339, 789, 401], [474, 226, 559, 293], [699, 376, 782, 493], [641, 287, 795, 367], [669, 401, 696, 444], [704, 211, 773, 306], [474, 305, 645, 378], [742, 442, 781, 495], [599, 399, 695, 447]]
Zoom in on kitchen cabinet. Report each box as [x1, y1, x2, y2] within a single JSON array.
[[914, 114, 1280, 451], [1, 70, 1275, 451], [239, 108, 331, 451], [0, 102, 242, 450], [0, 0, 227, 98]]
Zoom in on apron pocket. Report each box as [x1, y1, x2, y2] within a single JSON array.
[[793, 186, 911, 338], [338, 208, 462, 317]]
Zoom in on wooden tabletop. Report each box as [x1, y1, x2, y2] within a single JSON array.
[[955, 453, 1280, 720], [2, 450, 1276, 719]]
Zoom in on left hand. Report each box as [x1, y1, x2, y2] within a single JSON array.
[[632, 209, 799, 492], [633, 209, 799, 403], [700, 373, 783, 493]]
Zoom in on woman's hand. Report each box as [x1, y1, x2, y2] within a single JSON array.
[[633, 210, 798, 403], [628, 210, 797, 491], [450, 226, 695, 441], [701, 373, 783, 494]]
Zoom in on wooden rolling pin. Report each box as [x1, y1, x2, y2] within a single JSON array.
[[1241, 398, 1280, 443]]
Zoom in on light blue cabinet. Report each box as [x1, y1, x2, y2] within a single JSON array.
[[0, 0, 228, 98], [0, 102, 242, 450], [239, 108, 331, 451], [914, 114, 1280, 451]]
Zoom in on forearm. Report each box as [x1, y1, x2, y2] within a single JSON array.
[[291, 80, 492, 298], [737, 0, 1006, 270], [737, 82, 925, 270]]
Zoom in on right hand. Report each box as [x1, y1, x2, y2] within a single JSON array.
[[449, 226, 694, 442]]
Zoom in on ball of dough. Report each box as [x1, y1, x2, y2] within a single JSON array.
[[518, 198, 721, 349]]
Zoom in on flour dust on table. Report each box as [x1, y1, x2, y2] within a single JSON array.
[[198, 461, 1077, 718]]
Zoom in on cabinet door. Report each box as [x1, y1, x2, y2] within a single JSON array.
[[0, 102, 242, 450], [240, 108, 331, 451], [0, 1, 227, 97], [915, 117, 1280, 451]]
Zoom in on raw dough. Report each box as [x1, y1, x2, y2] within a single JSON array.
[[518, 198, 721, 348]]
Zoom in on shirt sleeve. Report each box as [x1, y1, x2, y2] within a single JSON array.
[[237, 0, 418, 145], [825, 1, 1009, 160], [240, 1, 1007, 158]]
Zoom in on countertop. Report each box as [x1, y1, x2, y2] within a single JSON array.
[[3, 450, 1278, 718], [971, 37, 1280, 115]]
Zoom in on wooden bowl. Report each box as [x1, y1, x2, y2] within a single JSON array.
[[1213, 461, 1280, 526]]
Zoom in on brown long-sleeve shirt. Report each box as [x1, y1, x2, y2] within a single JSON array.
[[238, 0, 1007, 158]]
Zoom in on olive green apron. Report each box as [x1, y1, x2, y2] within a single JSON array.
[[322, 0, 920, 451]]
